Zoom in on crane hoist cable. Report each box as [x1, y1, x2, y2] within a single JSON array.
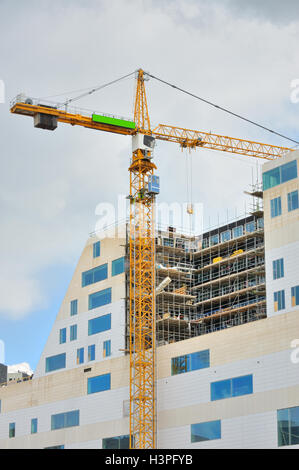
[[148, 72, 299, 146]]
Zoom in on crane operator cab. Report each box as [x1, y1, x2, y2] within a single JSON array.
[[132, 133, 156, 159]]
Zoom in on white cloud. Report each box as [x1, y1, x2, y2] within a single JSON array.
[[7, 362, 33, 376], [0, 0, 299, 319]]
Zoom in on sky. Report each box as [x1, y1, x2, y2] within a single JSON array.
[[0, 0, 299, 371]]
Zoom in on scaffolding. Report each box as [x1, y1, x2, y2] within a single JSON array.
[[125, 185, 266, 348]]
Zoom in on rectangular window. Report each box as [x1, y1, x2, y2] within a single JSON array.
[[77, 347, 84, 365], [70, 324, 77, 341], [88, 288, 112, 310], [82, 264, 108, 287], [209, 234, 219, 246], [45, 353, 66, 373], [44, 445, 65, 449], [232, 225, 243, 238], [51, 410, 80, 430], [281, 160, 298, 184], [245, 221, 255, 233], [88, 345, 95, 362], [257, 217, 264, 229], [163, 238, 174, 247], [191, 420, 221, 443], [112, 257, 125, 276], [288, 190, 299, 212], [220, 230, 231, 242], [88, 314, 111, 336], [59, 328, 66, 344], [103, 340, 111, 357], [273, 258, 284, 280], [102, 434, 130, 449], [263, 166, 281, 190], [70, 299, 78, 316], [211, 374, 253, 401], [93, 241, 101, 258], [31, 418, 38, 434], [291, 286, 299, 307], [171, 350, 210, 376], [277, 406, 299, 446], [87, 373, 111, 394], [9, 422, 15, 438], [274, 290, 285, 312], [263, 160, 297, 190], [271, 197, 282, 218]]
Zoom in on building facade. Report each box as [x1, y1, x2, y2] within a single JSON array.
[[0, 151, 298, 449]]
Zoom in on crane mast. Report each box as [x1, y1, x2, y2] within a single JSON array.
[[129, 69, 157, 449]]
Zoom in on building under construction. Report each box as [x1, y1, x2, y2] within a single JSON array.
[[0, 150, 299, 449]]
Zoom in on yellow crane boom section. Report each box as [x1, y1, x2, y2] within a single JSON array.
[[10, 101, 292, 159]]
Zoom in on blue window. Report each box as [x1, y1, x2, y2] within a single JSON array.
[[87, 373, 111, 394], [211, 374, 253, 401], [277, 406, 299, 446], [31, 418, 38, 434], [209, 234, 219, 246], [103, 340, 111, 357], [273, 258, 284, 280], [112, 257, 125, 276], [202, 238, 209, 249], [171, 350, 210, 376], [191, 420, 221, 443], [88, 314, 111, 336], [93, 241, 101, 258], [70, 299, 78, 316], [44, 445, 65, 449], [274, 290, 285, 312], [288, 190, 299, 212], [9, 422, 15, 438], [263, 166, 280, 190], [88, 345, 95, 362], [263, 160, 297, 190], [281, 161, 298, 184], [51, 410, 80, 430], [59, 328, 66, 344], [70, 324, 77, 341], [291, 286, 299, 307], [245, 221, 255, 233], [82, 264, 108, 287], [45, 353, 66, 373], [232, 225, 243, 238], [257, 218, 264, 229], [102, 435, 130, 449], [220, 230, 231, 242], [88, 288, 112, 310], [271, 197, 282, 218], [77, 347, 84, 365]]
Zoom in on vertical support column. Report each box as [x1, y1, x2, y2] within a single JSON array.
[[129, 150, 157, 449]]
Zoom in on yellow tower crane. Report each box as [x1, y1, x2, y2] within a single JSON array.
[[10, 69, 293, 449]]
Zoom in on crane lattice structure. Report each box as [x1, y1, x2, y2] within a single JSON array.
[[10, 69, 293, 449]]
